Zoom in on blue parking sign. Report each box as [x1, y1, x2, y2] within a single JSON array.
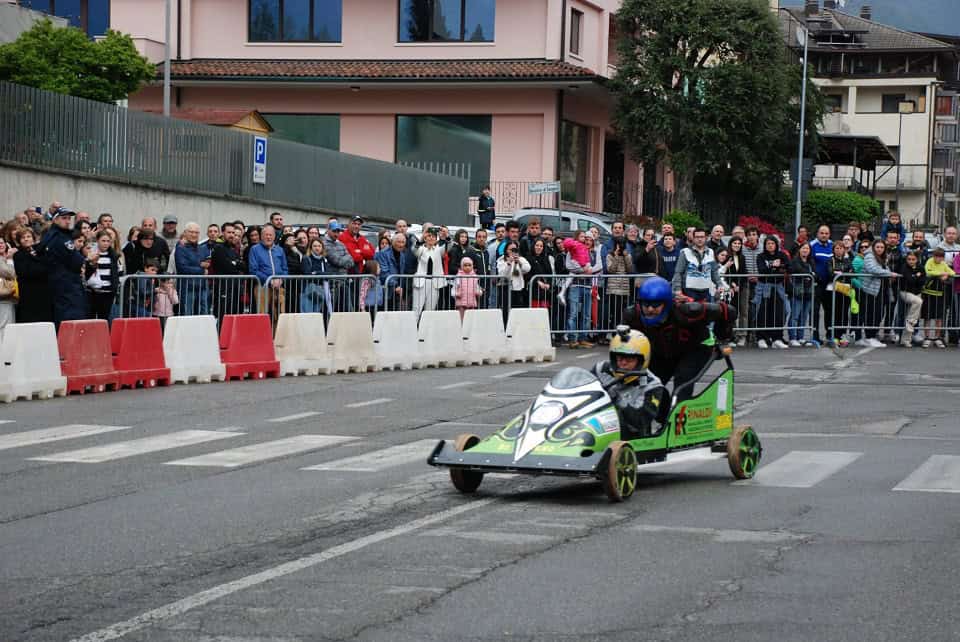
[[253, 136, 267, 184]]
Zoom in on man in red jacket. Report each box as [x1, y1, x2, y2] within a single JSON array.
[[339, 215, 375, 274]]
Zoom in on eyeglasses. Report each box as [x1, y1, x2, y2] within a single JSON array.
[[640, 302, 664, 309]]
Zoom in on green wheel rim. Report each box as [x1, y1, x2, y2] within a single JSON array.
[[738, 429, 761, 477], [616, 447, 637, 496]]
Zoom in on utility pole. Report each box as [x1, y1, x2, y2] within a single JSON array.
[[163, 0, 171, 117], [794, 23, 809, 235]]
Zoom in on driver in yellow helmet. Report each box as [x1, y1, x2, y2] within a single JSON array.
[[592, 325, 667, 439]]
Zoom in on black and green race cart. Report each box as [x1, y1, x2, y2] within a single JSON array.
[[428, 349, 761, 502]]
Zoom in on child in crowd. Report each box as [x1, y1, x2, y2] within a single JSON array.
[[787, 243, 815, 346], [358, 259, 383, 321], [453, 256, 483, 320], [899, 251, 925, 348], [148, 260, 178, 330], [562, 234, 591, 269], [921, 248, 955, 348]]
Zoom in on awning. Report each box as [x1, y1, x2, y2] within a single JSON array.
[[817, 134, 896, 170]]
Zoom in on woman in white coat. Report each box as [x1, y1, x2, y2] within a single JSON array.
[[413, 228, 447, 316]]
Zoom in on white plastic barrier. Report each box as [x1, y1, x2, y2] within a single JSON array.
[[0, 323, 67, 402], [417, 310, 467, 368], [275, 313, 332, 376], [372, 311, 421, 371], [162, 315, 227, 384], [326, 312, 378, 374], [461, 309, 509, 365], [506, 308, 556, 363]]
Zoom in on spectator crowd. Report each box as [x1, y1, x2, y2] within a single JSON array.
[[2, 202, 958, 351]]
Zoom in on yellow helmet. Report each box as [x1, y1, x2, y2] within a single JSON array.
[[610, 325, 651, 383]]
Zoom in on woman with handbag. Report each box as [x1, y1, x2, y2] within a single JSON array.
[[12, 228, 52, 323], [0, 237, 18, 329]]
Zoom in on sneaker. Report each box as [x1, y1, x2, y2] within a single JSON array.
[[935, 339, 946, 349], [789, 340, 802, 348], [757, 339, 769, 349], [567, 342, 580, 350], [855, 338, 871, 347], [736, 338, 746, 348], [578, 340, 595, 348], [772, 340, 788, 349], [867, 338, 886, 348], [806, 340, 821, 348], [900, 341, 912, 348], [923, 339, 931, 349]]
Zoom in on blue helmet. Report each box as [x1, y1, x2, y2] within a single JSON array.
[[636, 277, 673, 326]]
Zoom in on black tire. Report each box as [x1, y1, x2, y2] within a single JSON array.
[[727, 425, 762, 479], [450, 433, 484, 493], [601, 441, 638, 502]]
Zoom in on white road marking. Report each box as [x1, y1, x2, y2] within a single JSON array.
[[830, 346, 876, 369], [736, 451, 862, 488], [29, 430, 244, 463], [574, 353, 595, 359], [0, 419, 15, 424], [628, 524, 809, 543], [165, 435, 357, 468], [267, 412, 321, 423], [893, 455, 960, 493], [440, 422, 504, 428], [438, 381, 476, 390], [302, 439, 438, 472], [344, 398, 393, 408], [636, 446, 725, 473], [70, 499, 496, 642], [535, 361, 559, 368], [422, 527, 554, 545], [491, 370, 526, 379], [0, 424, 130, 451]]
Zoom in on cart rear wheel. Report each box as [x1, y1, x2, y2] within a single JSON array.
[[450, 433, 484, 494], [602, 441, 638, 502], [727, 425, 762, 479]]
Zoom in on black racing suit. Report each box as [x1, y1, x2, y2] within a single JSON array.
[[623, 299, 733, 402], [591, 362, 667, 439]]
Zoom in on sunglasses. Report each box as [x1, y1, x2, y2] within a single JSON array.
[[640, 302, 664, 309]]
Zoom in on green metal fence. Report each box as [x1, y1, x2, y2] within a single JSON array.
[[0, 81, 469, 224]]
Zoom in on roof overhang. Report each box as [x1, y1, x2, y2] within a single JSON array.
[[153, 78, 601, 90], [817, 134, 896, 170]]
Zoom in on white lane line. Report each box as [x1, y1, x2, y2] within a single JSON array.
[[535, 362, 558, 368], [0, 419, 16, 425], [0, 424, 131, 451], [893, 455, 960, 493], [831, 346, 876, 369], [165, 435, 357, 468], [735, 451, 862, 488], [70, 499, 496, 642], [491, 370, 526, 379], [29, 430, 244, 464], [440, 422, 504, 427], [344, 398, 393, 408], [574, 353, 595, 360], [302, 439, 438, 472], [628, 524, 809, 544], [267, 412, 321, 423], [438, 381, 476, 390]]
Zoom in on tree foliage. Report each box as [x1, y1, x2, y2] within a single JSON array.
[[664, 210, 705, 231], [0, 19, 154, 103], [610, 0, 824, 211], [800, 190, 880, 226]]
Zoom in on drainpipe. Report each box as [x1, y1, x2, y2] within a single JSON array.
[[559, 0, 568, 62], [555, 90, 564, 208], [176, 0, 182, 60], [925, 81, 941, 226]]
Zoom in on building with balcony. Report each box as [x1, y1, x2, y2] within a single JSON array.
[[782, 1, 960, 228], [6, 0, 108, 38], [68, 0, 655, 220]]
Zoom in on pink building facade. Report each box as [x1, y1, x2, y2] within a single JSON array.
[[115, 0, 665, 217]]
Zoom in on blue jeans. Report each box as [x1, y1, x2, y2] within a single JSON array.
[[789, 293, 812, 341], [180, 281, 209, 316], [565, 285, 591, 341]]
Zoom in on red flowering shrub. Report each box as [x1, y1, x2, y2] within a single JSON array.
[[738, 216, 783, 242]]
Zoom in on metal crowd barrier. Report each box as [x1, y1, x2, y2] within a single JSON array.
[[382, 274, 512, 319], [264, 274, 380, 325], [831, 272, 960, 345], [118, 274, 260, 328], [722, 273, 816, 342]]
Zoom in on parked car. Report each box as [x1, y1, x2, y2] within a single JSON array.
[[511, 208, 614, 237]]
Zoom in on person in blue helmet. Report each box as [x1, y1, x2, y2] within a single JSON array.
[[622, 276, 734, 402]]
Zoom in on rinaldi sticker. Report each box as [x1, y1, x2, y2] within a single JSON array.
[[716, 414, 732, 430]]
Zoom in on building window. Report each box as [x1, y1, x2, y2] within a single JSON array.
[[824, 94, 843, 113], [938, 123, 958, 144], [937, 95, 955, 116], [570, 9, 583, 56], [261, 114, 340, 150], [398, 0, 495, 43], [22, 0, 110, 37], [881, 94, 908, 114], [559, 120, 589, 204], [249, 0, 342, 42], [396, 115, 491, 194], [933, 149, 953, 170]]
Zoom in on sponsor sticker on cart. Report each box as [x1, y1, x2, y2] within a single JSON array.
[[716, 413, 732, 430], [717, 377, 729, 411]]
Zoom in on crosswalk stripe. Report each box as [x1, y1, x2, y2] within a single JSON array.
[[28, 430, 244, 463], [0, 424, 131, 451], [165, 435, 357, 468], [735, 451, 862, 488], [267, 412, 321, 423], [345, 398, 393, 408], [302, 439, 438, 472], [893, 455, 960, 494]]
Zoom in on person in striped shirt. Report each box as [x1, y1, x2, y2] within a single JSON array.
[[87, 230, 119, 323]]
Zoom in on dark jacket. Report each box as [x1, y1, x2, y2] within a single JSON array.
[[374, 246, 416, 290], [210, 242, 246, 276], [39, 225, 88, 323], [787, 255, 815, 297], [174, 241, 210, 276], [478, 194, 496, 227], [301, 254, 331, 277], [124, 238, 169, 274], [284, 246, 303, 276], [13, 246, 53, 323], [900, 262, 925, 295], [526, 251, 554, 302], [658, 244, 681, 281], [447, 242, 474, 276], [633, 243, 660, 275]]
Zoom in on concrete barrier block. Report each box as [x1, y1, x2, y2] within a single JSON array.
[[275, 313, 332, 376], [506, 308, 556, 363], [326, 312, 378, 374], [0, 322, 67, 402], [372, 311, 421, 371], [417, 310, 467, 368], [162, 315, 227, 384], [461, 309, 509, 365]]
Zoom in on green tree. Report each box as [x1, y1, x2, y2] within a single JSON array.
[[610, 0, 824, 212], [800, 190, 880, 227], [0, 19, 154, 103]]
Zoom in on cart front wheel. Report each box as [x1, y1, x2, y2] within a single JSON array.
[[727, 425, 762, 479], [450, 433, 484, 493], [602, 441, 638, 502]]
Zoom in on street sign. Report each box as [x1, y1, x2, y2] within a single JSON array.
[[253, 136, 267, 185], [528, 181, 561, 195]]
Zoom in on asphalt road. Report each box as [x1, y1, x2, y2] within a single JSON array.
[[1, 345, 959, 641]]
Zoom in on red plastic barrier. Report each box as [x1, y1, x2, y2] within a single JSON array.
[[219, 314, 280, 380], [58, 320, 120, 394], [111, 318, 170, 389]]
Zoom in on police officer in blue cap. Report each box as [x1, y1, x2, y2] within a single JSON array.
[[40, 207, 91, 325]]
